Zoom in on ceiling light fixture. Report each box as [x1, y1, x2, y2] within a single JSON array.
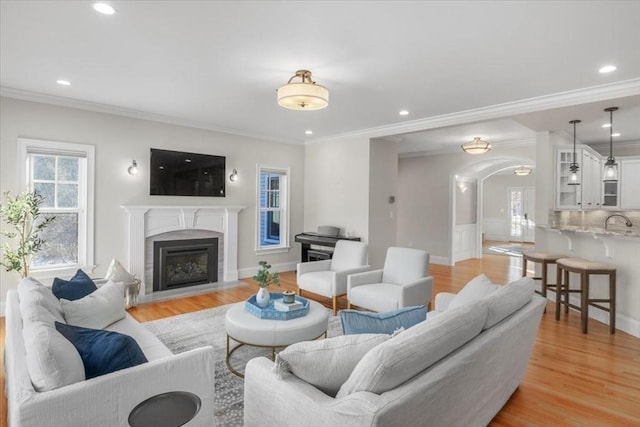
[[599, 65, 617, 74], [56, 79, 71, 86], [277, 70, 328, 111], [461, 137, 491, 154], [399, 110, 409, 116], [568, 119, 581, 186], [514, 166, 533, 176], [305, 130, 313, 135], [603, 107, 619, 182], [93, 2, 116, 15]]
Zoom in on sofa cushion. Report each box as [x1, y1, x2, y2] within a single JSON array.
[[23, 321, 85, 391], [18, 277, 65, 323], [274, 333, 390, 397], [52, 269, 97, 301], [483, 276, 535, 330], [104, 258, 136, 283], [447, 274, 499, 311], [61, 281, 126, 329], [110, 315, 174, 361], [340, 305, 427, 335], [55, 322, 148, 379], [336, 300, 488, 398]]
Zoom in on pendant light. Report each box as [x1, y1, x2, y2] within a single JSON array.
[[568, 119, 581, 186], [603, 107, 619, 182]]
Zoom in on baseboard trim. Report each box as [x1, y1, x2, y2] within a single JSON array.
[[546, 289, 639, 338], [430, 256, 452, 266], [237, 261, 298, 279]]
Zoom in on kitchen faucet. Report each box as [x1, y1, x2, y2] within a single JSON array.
[[604, 214, 633, 230]]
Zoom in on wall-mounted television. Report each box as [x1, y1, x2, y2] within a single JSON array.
[[150, 148, 226, 197]]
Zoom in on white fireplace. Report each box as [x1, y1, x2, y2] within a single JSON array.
[[121, 205, 245, 296]]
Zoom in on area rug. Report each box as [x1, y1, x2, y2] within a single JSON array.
[[143, 304, 342, 427], [483, 243, 530, 257]]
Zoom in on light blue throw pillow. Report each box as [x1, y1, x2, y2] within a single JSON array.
[[340, 305, 427, 335]]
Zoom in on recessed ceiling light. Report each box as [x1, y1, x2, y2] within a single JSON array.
[[93, 2, 116, 15], [399, 110, 409, 116], [599, 65, 617, 74], [305, 130, 313, 135], [56, 79, 71, 86], [612, 133, 621, 137], [602, 123, 611, 128]]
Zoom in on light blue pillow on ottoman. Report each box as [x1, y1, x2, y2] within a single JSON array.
[[340, 305, 427, 335]]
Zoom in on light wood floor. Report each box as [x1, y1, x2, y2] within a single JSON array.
[[1, 254, 639, 426]]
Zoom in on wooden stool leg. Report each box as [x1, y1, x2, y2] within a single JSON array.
[[522, 258, 528, 278], [610, 271, 616, 334], [581, 272, 589, 334], [555, 266, 562, 321], [541, 261, 548, 298], [564, 269, 570, 314], [332, 296, 338, 316]]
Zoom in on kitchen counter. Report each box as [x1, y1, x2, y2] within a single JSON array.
[[538, 224, 640, 238]]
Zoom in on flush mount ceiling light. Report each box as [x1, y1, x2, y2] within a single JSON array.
[[568, 119, 581, 186], [603, 107, 619, 182], [93, 2, 116, 15], [461, 137, 492, 154], [277, 70, 328, 111], [514, 166, 533, 176]]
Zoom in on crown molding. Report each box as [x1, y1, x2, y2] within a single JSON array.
[[587, 140, 640, 152], [307, 79, 640, 145], [0, 86, 303, 146]]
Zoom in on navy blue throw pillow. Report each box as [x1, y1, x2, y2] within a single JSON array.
[[340, 305, 427, 335], [52, 269, 97, 300], [55, 322, 148, 379]]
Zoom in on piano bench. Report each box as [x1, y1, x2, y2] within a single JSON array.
[[307, 249, 333, 262]]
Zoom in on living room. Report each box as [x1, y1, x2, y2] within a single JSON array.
[[1, 1, 639, 426]]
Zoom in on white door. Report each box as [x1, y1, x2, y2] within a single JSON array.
[[509, 187, 536, 243]]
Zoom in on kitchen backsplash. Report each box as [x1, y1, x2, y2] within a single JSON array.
[[548, 210, 640, 232]]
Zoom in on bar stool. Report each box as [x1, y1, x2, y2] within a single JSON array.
[[522, 251, 564, 297], [555, 257, 616, 334]]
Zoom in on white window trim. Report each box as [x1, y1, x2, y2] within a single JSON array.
[[17, 138, 95, 279], [255, 164, 290, 255]]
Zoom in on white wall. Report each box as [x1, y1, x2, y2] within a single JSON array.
[[303, 136, 370, 244], [368, 139, 398, 268], [0, 97, 305, 304], [483, 173, 535, 241], [398, 145, 536, 264]]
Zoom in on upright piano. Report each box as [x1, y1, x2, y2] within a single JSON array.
[[294, 232, 361, 263]]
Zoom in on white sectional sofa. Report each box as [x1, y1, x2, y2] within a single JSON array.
[[244, 277, 546, 427], [5, 279, 216, 427]]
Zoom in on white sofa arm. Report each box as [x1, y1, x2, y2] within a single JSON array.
[[244, 357, 381, 427], [434, 292, 456, 312], [333, 265, 371, 294], [399, 276, 434, 308], [297, 259, 332, 277], [13, 347, 216, 427], [347, 269, 384, 290]]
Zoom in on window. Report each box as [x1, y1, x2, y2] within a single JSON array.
[[18, 138, 95, 275], [256, 165, 289, 253]]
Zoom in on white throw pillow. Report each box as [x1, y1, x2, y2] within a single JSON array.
[[18, 277, 65, 323], [273, 333, 390, 397], [447, 274, 499, 311], [23, 321, 85, 391], [61, 281, 126, 329], [105, 258, 136, 283]]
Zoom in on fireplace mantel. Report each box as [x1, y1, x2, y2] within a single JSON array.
[[121, 205, 246, 295]]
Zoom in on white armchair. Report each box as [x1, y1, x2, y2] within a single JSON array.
[[347, 247, 433, 312], [297, 240, 370, 315]]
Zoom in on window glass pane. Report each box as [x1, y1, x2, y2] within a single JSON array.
[[269, 176, 279, 190], [57, 184, 78, 208], [259, 211, 280, 247], [57, 157, 79, 181], [33, 155, 55, 180], [32, 213, 79, 266], [34, 183, 55, 207], [269, 191, 280, 208]]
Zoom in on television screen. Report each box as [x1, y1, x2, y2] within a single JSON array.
[[150, 148, 226, 197]]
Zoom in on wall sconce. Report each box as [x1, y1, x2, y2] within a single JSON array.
[[127, 160, 138, 175], [229, 168, 238, 182]]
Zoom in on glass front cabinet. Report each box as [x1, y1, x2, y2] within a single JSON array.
[[555, 147, 582, 209]]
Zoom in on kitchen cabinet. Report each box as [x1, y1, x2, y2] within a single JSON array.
[[620, 158, 640, 209], [581, 149, 602, 209], [555, 147, 581, 209], [555, 145, 605, 210]]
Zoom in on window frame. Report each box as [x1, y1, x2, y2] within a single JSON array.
[[18, 138, 95, 279], [255, 164, 290, 254]]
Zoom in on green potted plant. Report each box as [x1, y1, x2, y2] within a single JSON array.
[[0, 190, 55, 277], [252, 260, 280, 307]]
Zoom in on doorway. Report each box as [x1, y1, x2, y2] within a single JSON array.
[[508, 186, 535, 243]]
